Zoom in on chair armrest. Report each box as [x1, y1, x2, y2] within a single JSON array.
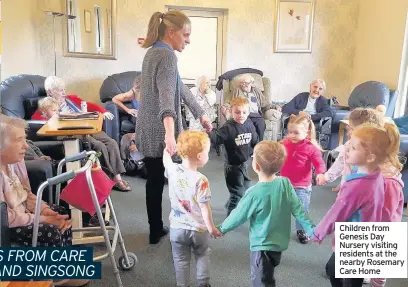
[[33, 141, 65, 160], [104, 101, 121, 144], [26, 120, 57, 142], [0, 201, 10, 247]]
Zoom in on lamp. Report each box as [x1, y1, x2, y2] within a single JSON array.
[[43, 11, 64, 76]]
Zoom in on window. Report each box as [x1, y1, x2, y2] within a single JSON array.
[[167, 7, 226, 85], [94, 6, 104, 52]]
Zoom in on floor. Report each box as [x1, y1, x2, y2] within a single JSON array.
[[88, 151, 408, 287]]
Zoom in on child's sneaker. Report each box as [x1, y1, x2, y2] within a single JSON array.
[[297, 230, 309, 244]]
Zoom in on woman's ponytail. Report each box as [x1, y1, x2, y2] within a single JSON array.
[[141, 12, 163, 48]]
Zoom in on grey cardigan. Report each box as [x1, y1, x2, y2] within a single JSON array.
[[136, 47, 205, 158]]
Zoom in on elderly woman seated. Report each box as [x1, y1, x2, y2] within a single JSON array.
[[186, 76, 217, 130], [0, 114, 72, 246], [282, 79, 332, 121], [32, 76, 131, 192], [221, 73, 271, 140], [0, 116, 88, 286]]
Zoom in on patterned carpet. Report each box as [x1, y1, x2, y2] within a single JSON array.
[[88, 151, 408, 287]]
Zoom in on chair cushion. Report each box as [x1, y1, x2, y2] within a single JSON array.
[[230, 73, 265, 92]]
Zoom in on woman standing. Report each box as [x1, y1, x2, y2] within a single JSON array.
[[136, 11, 212, 244]]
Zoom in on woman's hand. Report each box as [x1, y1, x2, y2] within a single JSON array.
[[126, 109, 138, 117], [41, 215, 71, 232], [41, 207, 58, 216], [164, 133, 177, 156], [200, 115, 213, 132], [39, 155, 51, 161], [103, 112, 115, 120]]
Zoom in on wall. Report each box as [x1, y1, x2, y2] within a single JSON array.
[[351, 0, 408, 92], [2, 0, 360, 104]]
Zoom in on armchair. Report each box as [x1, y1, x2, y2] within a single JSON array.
[[217, 68, 280, 140], [0, 75, 51, 141], [330, 81, 399, 149], [100, 71, 140, 144]]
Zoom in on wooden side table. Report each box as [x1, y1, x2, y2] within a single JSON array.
[[338, 119, 349, 146], [37, 114, 109, 245]]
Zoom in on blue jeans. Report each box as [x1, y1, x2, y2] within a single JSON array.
[[294, 188, 311, 231]]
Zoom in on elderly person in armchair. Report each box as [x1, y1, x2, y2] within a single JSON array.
[[221, 73, 270, 140], [282, 79, 332, 121], [0, 114, 91, 286], [32, 76, 131, 192], [186, 76, 217, 130]]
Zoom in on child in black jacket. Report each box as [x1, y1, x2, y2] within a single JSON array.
[[209, 97, 259, 215]]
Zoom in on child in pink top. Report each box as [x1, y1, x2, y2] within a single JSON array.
[[316, 108, 384, 191], [310, 122, 401, 287], [280, 114, 326, 244]]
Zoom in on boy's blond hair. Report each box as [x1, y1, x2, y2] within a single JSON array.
[[177, 130, 210, 159], [230, 97, 249, 109], [38, 96, 59, 114], [348, 107, 384, 127], [254, 140, 287, 176]]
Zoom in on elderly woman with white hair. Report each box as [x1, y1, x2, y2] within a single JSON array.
[[186, 76, 217, 130], [282, 79, 332, 122], [0, 114, 73, 245], [31, 76, 131, 192]]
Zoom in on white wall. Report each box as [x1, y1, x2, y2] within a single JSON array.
[[2, 0, 360, 104]]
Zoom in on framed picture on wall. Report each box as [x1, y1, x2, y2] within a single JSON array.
[[84, 10, 91, 33], [274, 0, 315, 53]]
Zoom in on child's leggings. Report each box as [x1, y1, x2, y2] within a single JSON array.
[[294, 187, 312, 231]]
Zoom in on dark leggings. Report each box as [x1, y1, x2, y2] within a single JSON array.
[[9, 205, 72, 247], [326, 253, 363, 287], [143, 157, 165, 236]]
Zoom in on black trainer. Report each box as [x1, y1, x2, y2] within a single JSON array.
[[297, 230, 309, 244], [149, 226, 170, 244]]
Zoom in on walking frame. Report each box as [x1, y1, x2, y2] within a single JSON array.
[[31, 151, 137, 287]]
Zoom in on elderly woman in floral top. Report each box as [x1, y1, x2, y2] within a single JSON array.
[[0, 114, 72, 246], [186, 76, 217, 131]]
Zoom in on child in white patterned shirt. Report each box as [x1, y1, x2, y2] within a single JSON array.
[[163, 130, 221, 287]]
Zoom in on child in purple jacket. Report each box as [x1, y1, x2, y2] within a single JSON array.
[[310, 122, 401, 287]]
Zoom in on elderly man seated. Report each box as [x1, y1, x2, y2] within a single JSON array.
[[222, 74, 271, 140], [282, 79, 332, 121]]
